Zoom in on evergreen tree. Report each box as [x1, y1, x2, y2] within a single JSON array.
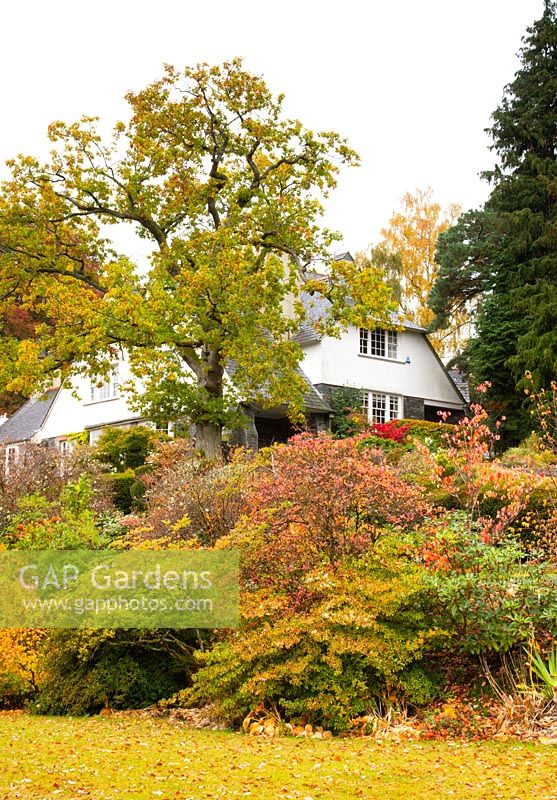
[[430, 1, 557, 441]]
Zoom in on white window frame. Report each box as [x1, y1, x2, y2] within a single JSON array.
[[362, 390, 369, 414], [5, 445, 18, 473], [359, 329, 398, 360], [362, 391, 402, 424], [89, 366, 120, 403], [58, 439, 72, 456]]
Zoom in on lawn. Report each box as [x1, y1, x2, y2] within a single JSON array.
[[0, 713, 556, 800]]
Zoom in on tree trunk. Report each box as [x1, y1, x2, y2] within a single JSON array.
[[195, 422, 223, 460], [180, 344, 224, 459]]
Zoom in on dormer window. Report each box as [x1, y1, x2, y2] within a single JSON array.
[[359, 329, 398, 359]]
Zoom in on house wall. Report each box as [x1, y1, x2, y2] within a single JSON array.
[[40, 361, 142, 443], [299, 341, 322, 384], [300, 326, 463, 409]]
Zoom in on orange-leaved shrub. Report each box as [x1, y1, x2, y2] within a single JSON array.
[[189, 434, 442, 730]]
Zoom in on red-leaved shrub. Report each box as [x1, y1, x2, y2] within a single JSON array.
[[230, 433, 430, 592]]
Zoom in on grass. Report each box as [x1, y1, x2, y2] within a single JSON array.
[[0, 712, 556, 800]]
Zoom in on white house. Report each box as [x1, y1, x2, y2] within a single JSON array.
[[296, 298, 465, 423], [0, 265, 467, 457], [0, 356, 332, 458], [0, 326, 466, 462]]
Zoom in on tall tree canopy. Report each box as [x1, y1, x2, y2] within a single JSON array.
[[430, 2, 557, 441], [0, 60, 392, 456], [374, 187, 463, 356]]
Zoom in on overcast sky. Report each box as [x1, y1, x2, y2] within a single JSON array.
[[0, 0, 544, 254]]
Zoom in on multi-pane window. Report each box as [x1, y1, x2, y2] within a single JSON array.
[[387, 330, 398, 359], [359, 329, 398, 359], [359, 328, 369, 355], [370, 329, 386, 357], [371, 392, 387, 423], [90, 367, 120, 403], [362, 392, 402, 423], [389, 395, 400, 419]]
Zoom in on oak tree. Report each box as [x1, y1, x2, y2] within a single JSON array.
[[0, 60, 393, 457]]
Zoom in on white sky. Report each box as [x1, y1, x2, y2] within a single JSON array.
[[0, 0, 544, 254]]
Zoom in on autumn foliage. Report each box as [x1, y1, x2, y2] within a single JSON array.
[[188, 434, 439, 729], [233, 433, 429, 588], [1, 396, 556, 733]]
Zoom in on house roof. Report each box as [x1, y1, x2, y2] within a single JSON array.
[[295, 291, 427, 342], [292, 321, 322, 346], [297, 367, 331, 413], [227, 359, 331, 414], [448, 369, 471, 403], [0, 388, 59, 445]]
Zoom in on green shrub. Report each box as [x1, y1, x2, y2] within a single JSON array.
[[94, 426, 160, 472], [329, 387, 366, 437], [500, 433, 557, 470], [33, 629, 198, 715], [189, 549, 441, 732], [397, 418, 453, 449], [2, 476, 109, 550], [0, 670, 32, 709], [422, 513, 557, 654], [396, 662, 443, 706], [102, 470, 140, 514]]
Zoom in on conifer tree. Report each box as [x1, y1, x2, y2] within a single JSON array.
[[430, 1, 557, 440]]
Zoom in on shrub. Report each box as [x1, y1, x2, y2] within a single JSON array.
[[0, 443, 114, 529], [234, 434, 430, 586], [399, 418, 454, 449], [524, 374, 557, 456], [371, 421, 411, 442], [500, 433, 557, 470], [33, 629, 198, 715], [1, 476, 110, 550], [188, 435, 440, 730], [190, 548, 441, 731], [124, 440, 257, 545], [359, 419, 454, 460], [504, 479, 557, 558], [93, 425, 161, 472], [421, 512, 557, 654], [0, 629, 45, 708], [329, 387, 367, 438], [415, 399, 536, 541], [102, 470, 141, 515]]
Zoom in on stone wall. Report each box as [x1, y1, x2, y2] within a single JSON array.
[[403, 396, 425, 420]]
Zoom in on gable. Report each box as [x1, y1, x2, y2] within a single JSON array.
[[0, 389, 59, 445]]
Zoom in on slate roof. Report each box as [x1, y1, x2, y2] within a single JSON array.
[[297, 367, 331, 413], [292, 321, 322, 346], [448, 369, 471, 403], [296, 291, 427, 340], [0, 388, 59, 445], [226, 360, 330, 414]]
